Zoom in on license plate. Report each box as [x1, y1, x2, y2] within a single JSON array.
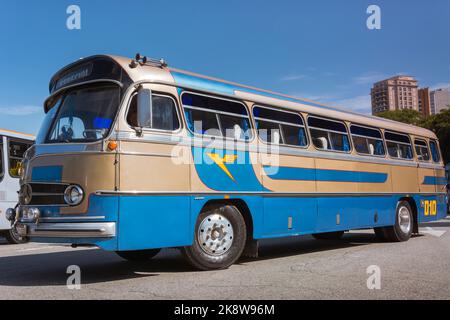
[[15, 224, 28, 236]]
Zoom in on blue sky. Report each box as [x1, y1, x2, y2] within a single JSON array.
[[0, 0, 449, 135]]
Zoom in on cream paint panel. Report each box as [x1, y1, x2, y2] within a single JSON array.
[[391, 165, 419, 193], [261, 154, 316, 192], [26, 154, 116, 215], [418, 167, 436, 193], [119, 142, 190, 191], [356, 162, 392, 193], [315, 158, 358, 193]]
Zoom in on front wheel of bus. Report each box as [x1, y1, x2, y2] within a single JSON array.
[[182, 205, 247, 271], [115, 249, 161, 262]]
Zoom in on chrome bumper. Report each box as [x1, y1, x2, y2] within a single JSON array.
[[17, 222, 116, 238]]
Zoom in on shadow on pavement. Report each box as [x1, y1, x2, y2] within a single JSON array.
[[0, 232, 381, 287]]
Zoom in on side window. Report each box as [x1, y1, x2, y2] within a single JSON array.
[[253, 106, 307, 147], [414, 139, 430, 162], [182, 92, 252, 140], [127, 93, 180, 131], [350, 125, 385, 156], [429, 140, 441, 163], [8, 139, 32, 178], [308, 117, 350, 152], [384, 131, 413, 160]]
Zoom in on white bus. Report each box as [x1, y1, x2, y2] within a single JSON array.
[[0, 129, 34, 244]]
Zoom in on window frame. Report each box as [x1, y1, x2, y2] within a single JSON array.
[[0, 136, 4, 183], [125, 91, 182, 134], [307, 115, 352, 154], [414, 138, 431, 163], [429, 139, 442, 163], [384, 130, 414, 161], [252, 105, 309, 149], [181, 91, 254, 142], [349, 124, 386, 158], [7, 137, 33, 179]]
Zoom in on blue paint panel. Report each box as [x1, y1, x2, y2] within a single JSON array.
[[192, 147, 268, 192], [422, 176, 447, 186], [262, 197, 317, 236], [171, 71, 350, 112], [118, 195, 191, 250], [264, 166, 388, 183], [316, 196, 394, 232], [172, 71, 236, 95], [31, 166, 63, 182], [414, 194, 447, 222]]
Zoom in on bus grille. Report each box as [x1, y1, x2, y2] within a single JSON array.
[[20, 183, 69, 206]]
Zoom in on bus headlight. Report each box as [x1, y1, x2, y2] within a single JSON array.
[[5, 208, 15, 222], [64, 185, 84, 206], [22, 207, 40, 222]]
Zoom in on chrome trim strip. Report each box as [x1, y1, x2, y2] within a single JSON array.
[[21, 222, 116, 238], [95, 190, 447, 197], [39, 216, 106, 221]]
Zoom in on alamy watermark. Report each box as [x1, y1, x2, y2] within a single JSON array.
[[366, 265, 381, 290], [66, 5, 81, 30], [366, 5, 381, 30], [66, 265, 81, 290]]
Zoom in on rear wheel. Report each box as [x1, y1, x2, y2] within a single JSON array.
[[384, 200, 413, 242], [312, 231, 344, 240], [182, 205, 246, 271], [116, 249, 161, 262], [4, 226, 28, 244]]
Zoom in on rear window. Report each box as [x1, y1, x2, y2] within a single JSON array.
[[429, 140, 441, 163]]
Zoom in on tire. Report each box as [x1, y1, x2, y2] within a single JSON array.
[[312, 231, 345, 240], [116, 249, 161, 262], [384, 200, 413, 242], [4, 226, 28, 244], [182, 205, 247, 271]]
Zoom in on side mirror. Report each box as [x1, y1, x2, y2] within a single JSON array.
[[137, 88, 152, 128]]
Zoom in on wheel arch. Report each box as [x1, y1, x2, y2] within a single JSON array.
[[399, 196, 419, 234], [200, 198, 254, 241]]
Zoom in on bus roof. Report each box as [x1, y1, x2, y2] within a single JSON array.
[[0, 128, 35, 141], [60, 55, 439, 140]]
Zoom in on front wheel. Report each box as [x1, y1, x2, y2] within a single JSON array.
[[182, 205, 247, 271], [116, 249, 161, 262], [4, 225, 28, 244]]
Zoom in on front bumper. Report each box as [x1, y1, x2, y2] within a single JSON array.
[[17, 222, 116, 238]]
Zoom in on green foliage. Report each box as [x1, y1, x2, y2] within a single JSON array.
[[377, 108, 450, 164], [376, 109, 424, 126]]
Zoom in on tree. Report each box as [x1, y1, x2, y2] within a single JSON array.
[[421, 108, 450, 165], [377, 108, 449, 164], [376, 109, 424, 126]]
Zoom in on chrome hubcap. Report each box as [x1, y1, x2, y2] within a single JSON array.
[[398, 206, 411, 234], [197, 212, 234, 256]]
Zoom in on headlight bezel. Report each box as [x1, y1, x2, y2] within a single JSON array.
[[63, 185, 84, 206]]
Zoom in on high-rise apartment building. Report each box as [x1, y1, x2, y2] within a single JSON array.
[[430, 88, 450, 115], [418, 87, 431, 117], [371, 76, 419, 115]]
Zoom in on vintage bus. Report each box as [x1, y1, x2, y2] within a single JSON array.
[[0, 129, 34, 244], [11, 54, 447, 270]]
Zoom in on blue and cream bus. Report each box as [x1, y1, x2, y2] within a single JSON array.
[[10, 54, 447, 270]]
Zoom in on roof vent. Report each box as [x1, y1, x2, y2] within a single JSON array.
[[129, 53, 168, 69]]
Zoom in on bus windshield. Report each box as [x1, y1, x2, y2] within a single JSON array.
[[41, 83, 120, 144]]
